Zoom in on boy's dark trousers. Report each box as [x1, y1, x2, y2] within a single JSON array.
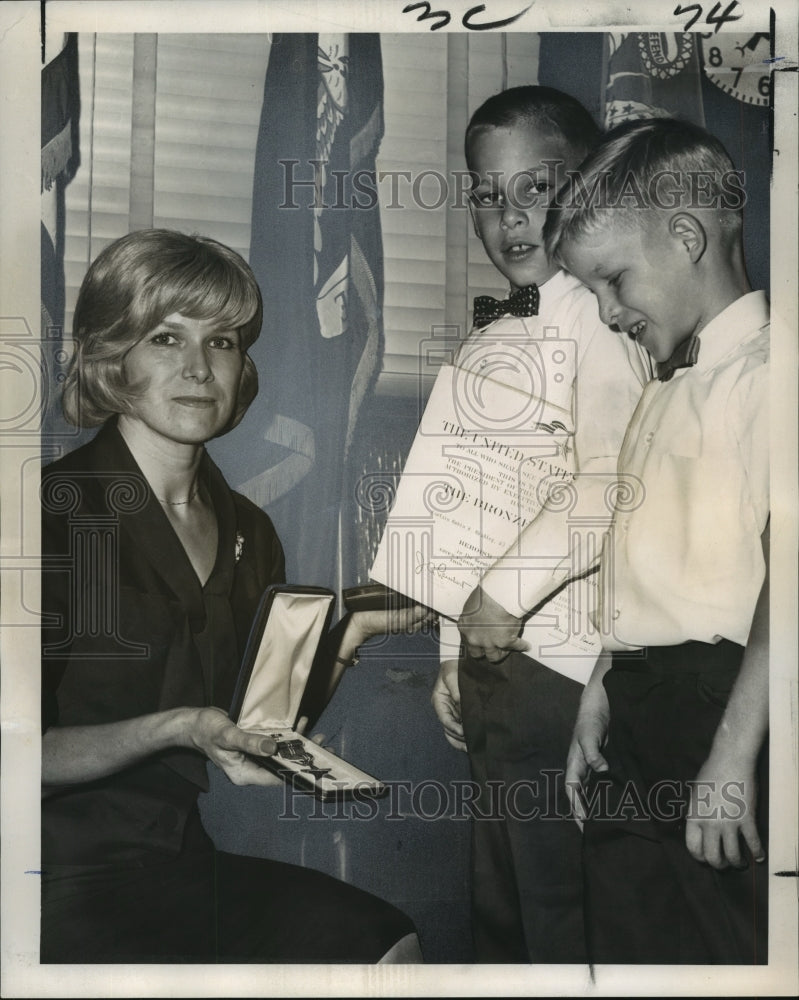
[[582, 640, 768, 965], [459, 651, 587, 963]]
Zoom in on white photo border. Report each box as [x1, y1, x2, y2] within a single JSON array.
[[1, 1, 796, 996]]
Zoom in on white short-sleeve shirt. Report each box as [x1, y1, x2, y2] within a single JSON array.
[[599, 291, 769, 651]]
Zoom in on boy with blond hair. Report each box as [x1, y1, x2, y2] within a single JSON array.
[[551, 117, 769, 964]]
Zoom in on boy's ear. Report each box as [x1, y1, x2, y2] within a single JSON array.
[[669, 212, 707, 263]]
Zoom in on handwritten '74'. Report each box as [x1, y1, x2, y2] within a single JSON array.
[[673, 1, 743, 32]]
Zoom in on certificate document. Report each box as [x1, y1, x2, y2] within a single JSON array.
[[370, 320, 602, 681]]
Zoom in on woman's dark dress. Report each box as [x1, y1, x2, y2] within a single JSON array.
[[40, 421, 413, 962]]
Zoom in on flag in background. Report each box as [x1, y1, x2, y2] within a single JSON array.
[[603, 32, 706, 128], [41, 33, 81, 199], [536, 30, 770, 294], [599, 29, 771, 294], [41, 32, 80, 442], [223, 33, 385, 595]]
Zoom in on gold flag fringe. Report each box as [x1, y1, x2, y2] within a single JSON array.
[[41, 120, 73, 192]]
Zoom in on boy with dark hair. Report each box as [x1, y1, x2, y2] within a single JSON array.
[[431, 86, 650, 962], [550, 117, 769, 964]]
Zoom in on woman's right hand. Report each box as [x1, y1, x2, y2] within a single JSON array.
[[183, 707, 283, 786], [346, 603, 436, 648], [43, 706, 281, 789]]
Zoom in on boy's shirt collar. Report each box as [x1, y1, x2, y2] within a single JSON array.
[[528, 267, 577, 300], [503, 268, 577, 301], [676, 290, 769, 378]]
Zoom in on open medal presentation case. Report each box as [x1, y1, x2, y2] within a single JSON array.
[[230, 584, 387, 800]]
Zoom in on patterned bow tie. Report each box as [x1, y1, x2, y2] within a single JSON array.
[[472, 285, 539, 330], [657, 333, 701, 382]]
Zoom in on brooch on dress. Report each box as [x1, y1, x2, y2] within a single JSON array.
[[235, 531, 245, 563]]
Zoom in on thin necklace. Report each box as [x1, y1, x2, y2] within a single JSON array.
[[156, 484, 200, 506]]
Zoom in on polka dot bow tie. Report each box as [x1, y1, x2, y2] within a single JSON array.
[[657, 332, 701, 382], [472, 284, 540, 330]]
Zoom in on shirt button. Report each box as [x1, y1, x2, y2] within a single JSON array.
[[612, 609, 621, 620], [644, 432, 654, 445]]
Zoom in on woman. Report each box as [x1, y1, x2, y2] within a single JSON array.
[[40, 229, 426, 963]]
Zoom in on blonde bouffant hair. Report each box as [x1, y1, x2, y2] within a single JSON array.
[[62, 229, 263, 433]]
